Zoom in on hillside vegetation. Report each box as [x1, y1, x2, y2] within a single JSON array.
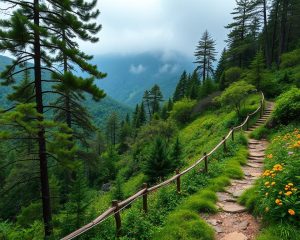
[[0, 0, 300, 239]]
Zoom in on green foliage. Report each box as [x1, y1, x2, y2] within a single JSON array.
[[153, 210, 214, 240], [170, 98, 196, 124], [280, 48, 300, 68], [223, 67, 243, 87], [144, 137, 173, 183], [250, 125, 270, 140], [215, 81, 255, 117], [182, 190, 218, 213], [273, 87, 300, 124], [240, 125, 300, 230], [238, 187, 257, 212], [248, 50, 265, 90]]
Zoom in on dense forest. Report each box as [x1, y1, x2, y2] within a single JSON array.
[[0, 0, 300, 239]]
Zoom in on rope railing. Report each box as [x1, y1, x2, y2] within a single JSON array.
[[62, 92, 265, 240]]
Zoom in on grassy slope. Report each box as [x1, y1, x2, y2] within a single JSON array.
[[77, 94, 260, 240]]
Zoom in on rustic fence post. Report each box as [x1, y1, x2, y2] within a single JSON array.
[[246, 115, 249, 130], [231, 128, 234, 141], [112, 200, 121, 237], [223, 137, 227, 152], [176, 169, 181, 193], [142, 183, 148, 213], [204, 153, 208, 173], [260, 100, 263, 117]]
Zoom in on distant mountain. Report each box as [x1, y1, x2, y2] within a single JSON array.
[[0, 55, 131, 125], [93, 51, 195, 106]]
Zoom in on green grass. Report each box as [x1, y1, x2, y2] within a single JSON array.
[[153, 210, 215, 240]]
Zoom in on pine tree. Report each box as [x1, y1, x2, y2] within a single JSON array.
[[225, 0, 258, 68], [249, 50, 265, 90], [139, 102, 147, 125], [167, 98, 174, 111], [173, 71, 188, 101], [169, 137, 182, 169], [194, 30, 217, 82], [187, 69, 200, 99], [106, 112, 119, 146], [64, 163, 91, 232], [144, 138, 172, 183], [149, 84, 163, 114], [215, 48, 228, 82], [0, 1, 106, 236], [143, 90, 152, 118]]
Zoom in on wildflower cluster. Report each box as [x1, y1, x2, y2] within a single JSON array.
[[257, 127, 300, 224]]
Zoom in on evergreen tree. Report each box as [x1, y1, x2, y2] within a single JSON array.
[[139, 102, 147, 125], [167, 98, 174, 111], [215, 48, 228, 82], [112, 175, 124, 200], [187, 69, 200, 99], [169, 137, 182, 169], [149, 84, 163, 114], [249, 50, 265, 90], [225, 0, 258, 68], [0, 1, 106, 236], [194, 30, 217, 82], [106, 112, 119, 146], [143, 90, 152, 118], [173, 71, 188, 101], [63, 164, 91, 233], [144, 138, 172, 183]]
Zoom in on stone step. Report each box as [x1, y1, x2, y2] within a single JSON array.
[[220, 232, 247, 240], [246, 162, 262, 168], [217, 192, 236, 203], [248, 156, 264, 160], [217, 202, 247, 213], [249, 154, 265, 158]]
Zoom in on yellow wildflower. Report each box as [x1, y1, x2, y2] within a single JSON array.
[[273, 164, 283, 171], [285, 191, 293, 196], [279, 191, 283, 195], [267, 154, 273, 159], [275, 199, 281, 204], [288, 209, 295, 216], [265, 182, 270, 186], [288, 183, 294, 186], [271, 182, 276, 186]]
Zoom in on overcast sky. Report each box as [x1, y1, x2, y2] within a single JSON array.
[[79, 0, 237, 59]]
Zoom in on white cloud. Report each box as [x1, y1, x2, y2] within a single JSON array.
[[158, 64, 179, 74], [129, 64, 146, 74], [78, 0, 237, 58]]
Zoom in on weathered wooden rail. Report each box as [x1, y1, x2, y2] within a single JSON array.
[[62, 92, 265, 240]]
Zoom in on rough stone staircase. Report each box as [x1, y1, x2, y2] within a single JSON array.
[[203, 102, 274, 240]]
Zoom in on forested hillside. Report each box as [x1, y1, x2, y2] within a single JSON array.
[[0, 55, 131, 125], [0, 0, 299, 240]]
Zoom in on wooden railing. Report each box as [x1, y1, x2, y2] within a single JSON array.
[[62, 92, 265, 240]]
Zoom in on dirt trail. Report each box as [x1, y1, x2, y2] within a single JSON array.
[[203, 102, 274, 240]]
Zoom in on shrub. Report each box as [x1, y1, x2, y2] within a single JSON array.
[[215, 81, 256, 117], [170, 98, 196, 124], [153, 210, 214, 240], [280, 48, 300, 68], [224, 67, 243, 86], [273, 87, 300, 124]]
